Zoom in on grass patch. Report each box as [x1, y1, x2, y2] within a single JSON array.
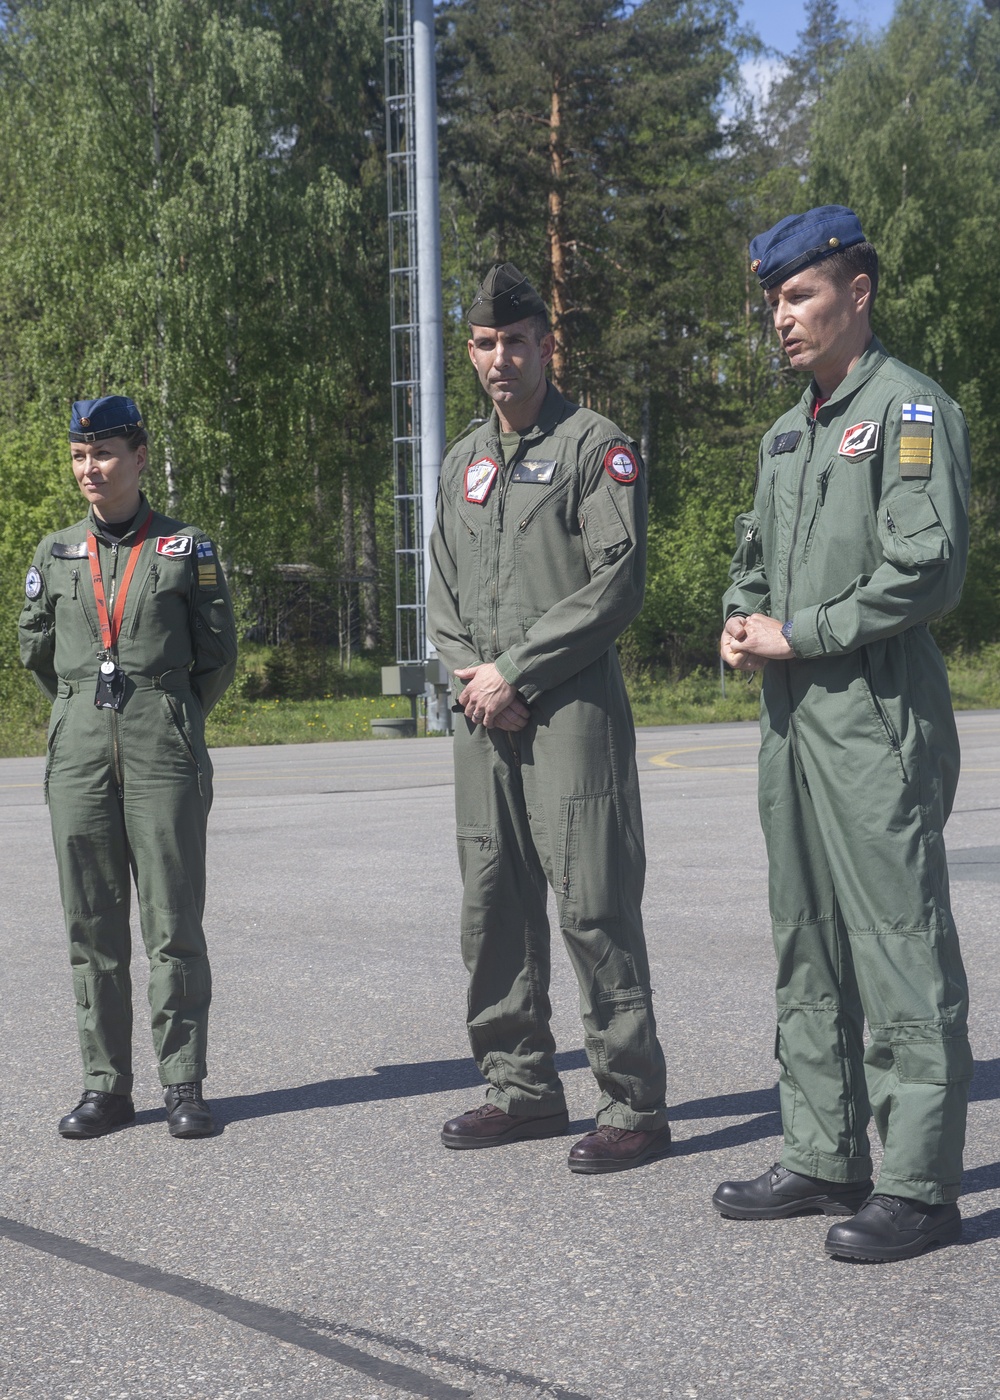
[[945, 644, 1000, 710], [205, 692, 425, 746], [3, 646, 998, 758]]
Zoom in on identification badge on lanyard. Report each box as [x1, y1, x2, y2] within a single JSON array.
[[95, 659, 125, 710], [87, 517, 152, 710]]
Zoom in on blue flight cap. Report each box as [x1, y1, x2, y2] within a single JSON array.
[[749, 205, 866, 291], [69, 395, 144, 443]]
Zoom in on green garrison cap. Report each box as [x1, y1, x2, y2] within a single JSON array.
[[466, 263, 547, 328]]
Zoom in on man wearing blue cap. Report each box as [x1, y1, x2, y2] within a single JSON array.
[[20, 396, 237, 1139], [713, 208, 972, 1261]]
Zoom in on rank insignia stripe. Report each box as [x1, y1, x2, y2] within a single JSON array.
[[603, 445, 638, 483], [464, 456, 500, 505], [155, 535, 194, 558], [838, 421, 881, 459], [198, 567, 218, 588], [511, 459, 558, 484]]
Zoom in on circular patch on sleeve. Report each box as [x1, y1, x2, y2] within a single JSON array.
[[603, 446, 638, 483], [24, 565, 42, 600]]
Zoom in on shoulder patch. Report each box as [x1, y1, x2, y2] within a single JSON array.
[[464, 456, 499, 505], [768, 430, 802, 456], [51, 541, 89, 559], [156, 535, 194, 558], [25, 565, 42, 600], [838, 421, 880, 459], [196, 539, 215, 559], [603, 446, 638, 483], [902, 402, 934, 423]]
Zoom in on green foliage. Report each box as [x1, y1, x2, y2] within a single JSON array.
[[0, 0, 998, 705], [805, 0, 1000, 651], [0, 0, 391, 687]]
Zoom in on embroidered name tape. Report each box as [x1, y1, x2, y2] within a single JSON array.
[[464, 457, 499, 505], [604, 446, 638, 483], [156, 535, 193, 557], [838, 421, 880, 459], [51, 541, 89, 559]]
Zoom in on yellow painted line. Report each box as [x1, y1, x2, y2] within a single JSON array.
[[647, 742, 759, 772]]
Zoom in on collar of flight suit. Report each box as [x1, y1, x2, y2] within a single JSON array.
[[799, 336, 890, 420], [490, 380, 570, 444], [87, 492, 154, 544]]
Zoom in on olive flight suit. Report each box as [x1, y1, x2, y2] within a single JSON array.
[[428, 382, 668, 1131], [725, 337, 972, 1203], [19, 494, 238, 1094]]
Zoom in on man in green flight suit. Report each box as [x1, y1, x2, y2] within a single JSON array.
[[428, 263, 670, 1173], [20, 395, 238, 1139], [713, 206, 973, 1261]]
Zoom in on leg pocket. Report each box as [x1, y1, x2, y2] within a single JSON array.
[[456, 826, 499, 930], [557, 791, 619, 926]]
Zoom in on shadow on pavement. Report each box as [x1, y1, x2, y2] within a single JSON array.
[[960, 1206, 1000, 1243], [969, 1057, 1000, 1102]]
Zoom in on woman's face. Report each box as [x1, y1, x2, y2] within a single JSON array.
[[71, 436, 146, 523]]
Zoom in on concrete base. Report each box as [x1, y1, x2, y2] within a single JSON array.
[[370, 717, 417, 739]]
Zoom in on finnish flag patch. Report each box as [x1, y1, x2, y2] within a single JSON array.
[[902, 402, 934, 423]]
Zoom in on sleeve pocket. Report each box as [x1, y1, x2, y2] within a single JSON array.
[[195, 598, 238, 666], [884, 489, 950, 564], [580, 484, 632, 567]]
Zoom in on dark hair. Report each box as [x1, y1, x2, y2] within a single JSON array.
[[122, 425, 149, 450], [527, 311, 551, 340], [824, 240, 879, 314]]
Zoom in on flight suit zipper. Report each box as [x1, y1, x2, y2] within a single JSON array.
[[104, 542, 125, 798], [801, 462, 834, 561], [858, 650, 904, 776], [127, 562, 158, 638], [489, 437, 529, 657], [784, 417, 816, 613]]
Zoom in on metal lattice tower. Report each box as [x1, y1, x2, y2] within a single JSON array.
[[384, 0, 423, 665]]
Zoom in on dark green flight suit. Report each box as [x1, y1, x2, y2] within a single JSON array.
[[428, 382, 668, 1131], [725, 337, 972, 1203], [19, 493, 237, 1094]]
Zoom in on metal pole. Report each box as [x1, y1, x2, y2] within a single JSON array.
[[412, 0, 450, 733]]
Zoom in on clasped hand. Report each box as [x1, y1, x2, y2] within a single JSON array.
[[719, 613, 794, 671], [455, 663, 532, 731]]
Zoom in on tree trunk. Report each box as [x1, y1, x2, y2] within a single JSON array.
[[359, 478, 380, 652], [547, 72, 568, 392]]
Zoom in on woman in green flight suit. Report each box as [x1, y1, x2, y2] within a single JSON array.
[[19, 396, 238, 1140]]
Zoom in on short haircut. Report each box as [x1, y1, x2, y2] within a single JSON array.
[[122, 425, 149, 451], [823, 240, 879, 314], [527, 311, 551, 341]]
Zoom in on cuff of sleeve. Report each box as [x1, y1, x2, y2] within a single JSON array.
[[787, 606, 825, 659], [494, 652, 540, 705]]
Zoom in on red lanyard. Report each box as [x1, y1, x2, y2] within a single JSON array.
[[86, 517, 152, 654]]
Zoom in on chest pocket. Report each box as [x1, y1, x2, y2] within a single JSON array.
[[580, 484, 631, 569]]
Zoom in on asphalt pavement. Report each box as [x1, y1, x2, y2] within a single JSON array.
[[1, 713, 998, 1400]]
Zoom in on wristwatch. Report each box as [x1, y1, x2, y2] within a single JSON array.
[[780, 619, 794, 642]]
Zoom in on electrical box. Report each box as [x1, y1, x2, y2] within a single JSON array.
[[381, 664, 427, 697]]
